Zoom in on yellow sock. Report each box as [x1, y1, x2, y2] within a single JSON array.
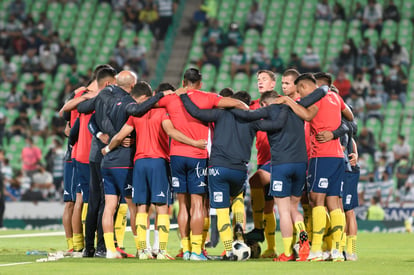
[[134, 235, 139, 250], [181, 237, 191, 253], [104, 232, 116, 253], [216, 208, 233, 253], [340, 212, 346, 253], [264, 213, 276, 251], [282, 237, 293, 256], [231, 193, 245, 225], [114, 203, 128, 248], [311, 206, 326, 253], [191, 234, 203, 255], [251, 188, 264, 229], [73, 233, 84, 251], [202, 217, 210, 249], [81, 203, 88, 235], [158, 214, 170, 251], [292, 228, 297, 247], [136, 213, 148, 250], [294, 221, 306, 232], [66, 237, 73, 250], [322, 211, 332, 251], [330, 209, 345, 251], [302, 204, 312, 242], [346, 235, 357, 255]]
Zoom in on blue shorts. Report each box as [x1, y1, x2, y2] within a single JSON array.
[[308, 157, 345, 196], [132, 158, 171, 205], [342, 170, 360, 211], [75, 161, 90, 202], [256, 161, 272, 201], [257, 161, 271, 173], [269, 162, 307, 198], [102, 168, 133, 198], [63, 160, 76, 202], [208, 166, 246, 209], [170, 156, 208, 194]]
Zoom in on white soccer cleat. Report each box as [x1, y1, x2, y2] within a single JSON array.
[[345, 252, 358, 261], [106, 249, 122, 259], [307, 250, 323, 262], [138, 249, 154, 260], [322, 250, 331, 261], [156, 250, 175, 260], [330, 249, 344, 262]]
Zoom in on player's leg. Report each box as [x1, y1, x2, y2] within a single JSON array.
[[262, 183, 276, 258], [72, 194, 84, 255], [62, 159, 75, 253], [190, 193, 205, 258], [343, 170, 360, 261], [201, 197, 210, 254], [102, 194, 122, 258]]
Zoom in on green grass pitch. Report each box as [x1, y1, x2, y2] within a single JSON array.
[[0, 230, 413, 274]]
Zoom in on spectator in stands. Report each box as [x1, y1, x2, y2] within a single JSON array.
[[58, 38, 77, 66], [287, 52, 301, 70], [50, 108, 67, 139], [401, 173, 414, 204], [0, 111, 5, 146], [8, 109, 30, 139], [154, 0, 177, 40], [393, 135, 411, 163], [36, 12, 53, 41], [350, 1, 364, 21], [21, 14, 35, 38], [30, 109, 48, 139], [8, 0, 26, 21], [300, 44, 321, 73], [270, 48, 284, 74], [200, 36, 221, 69], [370, 72, 387, 104], [358, 127, 376, 159], [21, 137, 42, 178], [251, 43, 271, 73], [45, 138, 65, 196], [351, 71, 370, 98], [358, 154, 374, 203], [315, 0, 331, 21], [367, 195, 385, 220], [375, 39, 392, 66], [123, 3, 140, 31], [64, 64, 83, 96], [331, 43, 355, 76], [5, 14, 22, 39], [365, 88, 383, 123], [112, 39, 129, 70], [333, 69, 352, 100], [139, 2, 159, 36], [30, 72, 45, 95], [245, 1, 265, 33], [395, 158, 411, 192], [390, 41, 409, 67], [230, 45, 250, 78], [202, 19, 224, 48], [12, 30, 27, 55], [375, 142, 395, 167], [356, 46, 376, 76], [1, 155, 13, 185], [39, 44, 58, 75], [32, 164, 55, 200], [222, 22, 243, 49], [4, 169, 22, 202], [374, 156, 393, 182], [21, 182, 45, 202], [362, 0, 383, 36], [21, 82, 42, 112], [332, 2, 346, 21], [111, 0, 128, 11], [360, 37, 376, 56], [126, 36, 148, 77], [385, 63, 408, 106], [0, 29, 12, 56], [1, 55, 18, 85], [383, 0, 400, 22], [21, 48, 41, 73], [346, 91, 365, 121]]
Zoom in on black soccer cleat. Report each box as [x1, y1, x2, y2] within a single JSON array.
[[222, 254, 238, 261], [233, 223, 245, 242], [245, 228, 265, 243], [94, 250, 107, 258], [82, 248, 95, 258]]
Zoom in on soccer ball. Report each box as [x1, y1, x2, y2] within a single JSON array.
[[232, 241, 251, 261], [246, 240, 261, 259]]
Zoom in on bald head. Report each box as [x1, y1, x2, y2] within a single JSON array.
[[116, 70, 137, 92]]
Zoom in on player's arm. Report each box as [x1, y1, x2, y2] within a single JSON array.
[[216, 96, 249, 110], [297, 85, 329, 107], [126, 91, 172, 116], [68, 117, 80, 146], [162, 119, 207, 150], [349, 138, 358, 167], [277, 96, 319, 121], [315, 119, 350, 143], [229, 107, 270, 121], [180, 94, 221, 122], [341, 103, 354, 121], [77, 97, 97, 114], [102, 123, 134, 156], [88, 114, 109, 145], [60, 89, 95, 113], [254, 105, 289, 132]]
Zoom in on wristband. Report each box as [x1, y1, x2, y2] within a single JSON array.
[[104, 146, 111, 154], [96, 132, 103, 138]]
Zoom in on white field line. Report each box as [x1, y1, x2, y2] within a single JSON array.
[[0, 262, 33, 267], [0, 224, 179, 239]]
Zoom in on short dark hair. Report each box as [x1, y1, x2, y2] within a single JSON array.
[[91, 64, 114, 81], [219, 87, 234, 97], [282, 69, 300, 79], [232, 91, 251, 105], [294, 73, 317, 85], [313, 72, 332, 86], [155, 82, 175, 94], [96, 67, 117, 86], [256, 70, 276, 81], [259, 90, 279, 105], [183, 68, 202, 85], [131, 81, 152, 98]]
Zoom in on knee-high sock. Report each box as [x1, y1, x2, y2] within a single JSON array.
[[114, 203, 128, 248], [73, 233, 84, 251], [302, 204, 313, 242], [191, 232, 202, 255], [293, 221, 306, 246], [340, 211, 346, 253], [264, 213, 276, 251], [202, 217, 210, 249], [157, 214, 170, 251], [346, 235, 357, 255], [216, 208, 233, 254], [251, 188, 264, 229], [322, 211, 332, 251], [66, 238, 73, 250], [104, 232, 116, 253], [283, 237, 293, 256], [181, 236, 191, 253], [231, 193, 245, 226], [81, 203, 88, 236], [311, 206, 326, 253], [330, 209, 345, 251], [136, 213, 148, 250], [153, 230, 159, 251]]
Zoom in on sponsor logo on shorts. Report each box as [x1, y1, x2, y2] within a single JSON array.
[[157, 191, 165, 197], [272, 180, 283, 192], [198, 181, 207, 187], [318, 178, 328, 189], [213, 192, 223, 203], [208, 168, 220, 176], [64, 190, 69, 195], [346, 194, 352, 205], [172, 177, 179, 187], [195, 162, 208, 178], [126, 184, 133, 190]]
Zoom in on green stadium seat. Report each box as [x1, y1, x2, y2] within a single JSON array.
[[232, 72, 250, 91], [400, 0, 414, 19], [215, 71, 232, 91]]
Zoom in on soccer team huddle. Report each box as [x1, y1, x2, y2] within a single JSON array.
[[60, 65, 359, 262]]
